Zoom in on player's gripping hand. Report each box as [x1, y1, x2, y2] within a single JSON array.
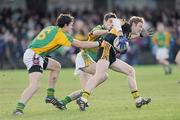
[[113, 35, 129, 54], [140, 28, 154, 37], [97, 37, 104, 47], [118, 36, 129, 54]]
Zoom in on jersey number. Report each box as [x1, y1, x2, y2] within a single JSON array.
[[36, 28, 52, 40]]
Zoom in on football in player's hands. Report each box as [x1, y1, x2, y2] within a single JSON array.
[[113, 36, 129, 54]]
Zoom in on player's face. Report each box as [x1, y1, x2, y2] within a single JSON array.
[[157, 23, 164, 32], [132, 22, 143, 34], [104, 18, 113, 30], [136, 22, 143, 33], [65, 22, 73, 34]]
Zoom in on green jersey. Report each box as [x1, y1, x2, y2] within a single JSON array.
[[28, 26, 73, 57], [83, 25, 106, 61]]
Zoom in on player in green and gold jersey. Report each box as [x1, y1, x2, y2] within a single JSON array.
[[152, 22, 172, 74], [13, 14, 101, 115], [60, 13, 117, 107], [77, 16, 152, 111]]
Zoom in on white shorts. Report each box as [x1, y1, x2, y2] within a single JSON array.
[[74, 51, 95, 75], [155, 48, 169, 60], [23, 49, 46, 71]]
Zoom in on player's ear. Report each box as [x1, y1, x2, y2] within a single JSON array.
[[64, 24, 68, 27]]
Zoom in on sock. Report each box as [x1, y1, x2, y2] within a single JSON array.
[[82, 90, 90, 100], [47, 88, 55, 98], [16, 102, 25, 111], [131, 90, 140, 99], [163, 64, 172, 74], [62, 96, 72, 105]]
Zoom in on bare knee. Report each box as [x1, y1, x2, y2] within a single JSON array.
[[127, 67, 135, 76], [96, 73, 108, 81], [53, 62, 61, 72]]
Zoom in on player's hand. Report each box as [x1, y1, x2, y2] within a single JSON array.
[[118, 36, 128, 48], [140, 28, 154, 37], [97, 37, 104, 47], [118, 36, 128, 54]]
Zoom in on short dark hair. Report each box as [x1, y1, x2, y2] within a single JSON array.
[[103, 12, 117, 21], [56, 14, 74, 27]]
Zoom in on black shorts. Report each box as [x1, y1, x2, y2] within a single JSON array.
[[28, 57, 49, 73], [97, 33, 117, 65]]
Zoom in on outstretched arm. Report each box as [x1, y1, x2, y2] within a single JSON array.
[[72, 39, 100, 48], [92, 30, 109, 36], [130, 28, 154, 40]]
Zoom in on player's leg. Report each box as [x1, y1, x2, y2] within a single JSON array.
[[80, 40, 116, 94], [77, 59, 109, 111], [156, 48, 171, 74], [61, 52, 96, 106], [77, 36, 116, 111], [62, 72, 93, 104], [75, 62, 106, 100], [46, 58, 61, 89], [175, 50, 180, 67], [13, 72, 42, 115], [79, 71, 93, 87], [158, 59, 171, 74], [110, 59, 151, 108], [44, 58, 66, 110], [110, 59, 137, 91], [82, 63, 108, 87], [84, 59, 109, 93], [61, 62, 96, 105], [13, 49, 43, 115]]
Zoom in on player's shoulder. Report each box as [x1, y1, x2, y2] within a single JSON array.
[[43, 25, 59, 31], [164, 31, 171, 36], [92, 25, 104, 31]]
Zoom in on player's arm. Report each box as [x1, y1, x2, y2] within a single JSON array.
[[92, 29, 109, 36], [130, 28, 154, 40], [107, 19, 124, 37], [58, 33, 100, 48], [72, 39, 100, 48], [90, 24, 109, 37]]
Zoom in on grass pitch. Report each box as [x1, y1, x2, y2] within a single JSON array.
[[0, 65, 180, 120]]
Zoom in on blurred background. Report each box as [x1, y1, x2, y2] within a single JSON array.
[[0, 0, 180, 69]]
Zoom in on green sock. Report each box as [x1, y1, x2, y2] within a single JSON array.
[[62, 96, 72, 105], [47, 88, 55, 98], [16, 102, 25, 111]]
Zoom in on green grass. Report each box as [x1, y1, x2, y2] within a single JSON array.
[[0, 65, 180, 120]]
